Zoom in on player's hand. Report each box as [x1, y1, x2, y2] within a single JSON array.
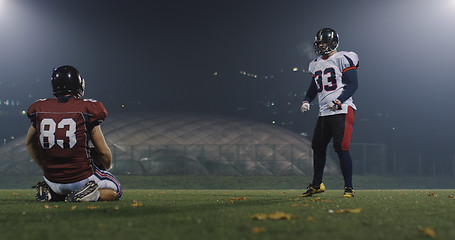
[[300, 101, 310, 112], [328, 99, 342, 111]]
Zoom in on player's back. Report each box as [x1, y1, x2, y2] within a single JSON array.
[[27, 97, 107, 183]]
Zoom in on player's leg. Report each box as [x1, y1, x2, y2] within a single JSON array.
[[99, 189, 118, 200], [331, 107, 355, 197], [56, 168, 121, 202], [302, 117, 332, 197], [43, 177, 101, 202], [311, 116, 333, 185], [65, 180, 100, 202], [93, 167, 122, 201]]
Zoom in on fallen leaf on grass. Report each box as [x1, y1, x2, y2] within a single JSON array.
[[230, 197, 247, 204], [43, 205, 59, 209], [291, 203, 309, 207], [12, 193, 21, 196], [250, 227, 266, 233], [268, 212, 297, 220], [307, 216, 315, 221], [306, 197, 330, 202], [131, 200, 143, 207], [86, 206, 100, 210], [231, 197, 247, 201], [71, 206, 77, 210], [419, 226, 436, 238], [309, 197, 321, 202], [251, 211, 297, 220], [335, 208, 362, 214]]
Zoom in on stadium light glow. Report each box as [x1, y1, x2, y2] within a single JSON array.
[[0, 0, 5, 15], [0, 0, 13, 16]]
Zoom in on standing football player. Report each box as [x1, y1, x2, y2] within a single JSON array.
[[26, 65, 122, 202], [300, 28, 359, 198]]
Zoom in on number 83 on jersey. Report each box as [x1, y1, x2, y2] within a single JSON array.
[[40, 118, 77, 149]]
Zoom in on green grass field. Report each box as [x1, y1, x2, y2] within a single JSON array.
[[1, 187, 455, 240]]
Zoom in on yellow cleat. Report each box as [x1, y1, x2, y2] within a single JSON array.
[[301, 183, 326, 197], [343, 187, 355, 198]]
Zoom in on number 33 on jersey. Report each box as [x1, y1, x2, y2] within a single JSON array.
[[308, 51, 358, 116]]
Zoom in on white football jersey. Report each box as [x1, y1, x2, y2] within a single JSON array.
[[308, 51, 358, 116]]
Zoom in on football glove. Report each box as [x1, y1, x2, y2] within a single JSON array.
[[300, 101, 310, 112], [328, 99, 342, 111]]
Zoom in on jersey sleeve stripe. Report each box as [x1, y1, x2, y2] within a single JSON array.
[[342, 66, 357, 73]]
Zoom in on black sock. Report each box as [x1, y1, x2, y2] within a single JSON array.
[[337, 150, 353, 188]]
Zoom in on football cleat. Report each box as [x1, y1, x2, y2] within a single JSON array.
[[33, 181, 52, 202], [65, 181, 100, 202], [343, 187, 355, 198], [301, 183, 326, 197]]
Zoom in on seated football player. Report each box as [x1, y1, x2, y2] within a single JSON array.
[[25, 65, 122, 202]]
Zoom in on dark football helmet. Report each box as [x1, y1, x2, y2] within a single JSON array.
[[314, 28, 339, 56], [51, 65, 85, 98]]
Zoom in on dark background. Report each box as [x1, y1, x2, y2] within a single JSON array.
[[1, 0, 455, 168]]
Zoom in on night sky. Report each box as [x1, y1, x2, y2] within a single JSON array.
[[1, 0, 455, 155]]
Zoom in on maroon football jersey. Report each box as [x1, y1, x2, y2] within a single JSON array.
[[27, 97, 107, 183]]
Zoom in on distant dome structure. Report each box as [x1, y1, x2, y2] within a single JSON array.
[[100, 112, 340, 176], [0, 112, 340, 176]]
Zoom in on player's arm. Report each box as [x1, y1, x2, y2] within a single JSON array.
[[337, 67, 358, 103], [25, 126, 43, 170], [301, 76, 318, 112], [90, 125, 112, 170], [304, 76, 318, 103]]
